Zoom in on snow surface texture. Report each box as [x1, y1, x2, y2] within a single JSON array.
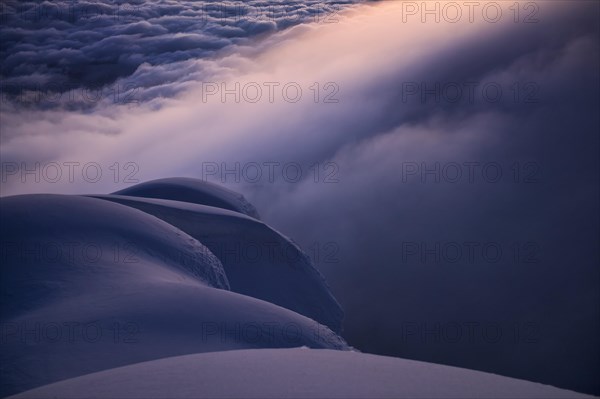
[[0, 185, 348, 397], [10, 348, 595, 399]]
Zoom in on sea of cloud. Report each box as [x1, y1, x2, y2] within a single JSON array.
[[0, 0, 598, 395]]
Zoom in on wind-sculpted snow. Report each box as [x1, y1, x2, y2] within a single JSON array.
[[0, 194, 231, 307], [0, 193, 348, 396], [10, 348, 594, 399], [113, 177, 260, 219], [90, 191, 344, 332]]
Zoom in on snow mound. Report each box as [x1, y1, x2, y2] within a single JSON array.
[[0, 195, 348, 397], [113, 178, 260, 219], [0, 194, 230, 313], [89, 194, 344, 333], [10, 348, 594, 399]]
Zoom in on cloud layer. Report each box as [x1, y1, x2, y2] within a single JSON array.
[[1, 0, 359, 104], [0, 0, 598, 395]]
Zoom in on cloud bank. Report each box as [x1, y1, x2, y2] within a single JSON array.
[[0, 0, 598, 395], [0, 0, 360, 104]]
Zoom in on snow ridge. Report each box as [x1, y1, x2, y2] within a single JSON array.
[[0, 181, 348, 397]]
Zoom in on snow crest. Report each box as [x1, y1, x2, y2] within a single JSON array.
[[90, 193, 344, 333], [10, 349, 595, 399], [114, 178, 261, 219], [0, 184, 348, 397]]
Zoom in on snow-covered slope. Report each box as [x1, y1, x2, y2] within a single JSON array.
[[89, 193, 344, 333], [3, 181, 586, 399], [0, 194, 348, 397], [113, 178, 260, 219], [10, 348, 594, 399]]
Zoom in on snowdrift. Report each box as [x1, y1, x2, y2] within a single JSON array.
[[2, 179, 588, 399], [89, 193, 344, 333], [114, 178, 260, 219], [0, 193, 347, 397], [10, 348, 594, 399]]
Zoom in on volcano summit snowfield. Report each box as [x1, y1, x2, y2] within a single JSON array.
[[0, 178, 594, 398]]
